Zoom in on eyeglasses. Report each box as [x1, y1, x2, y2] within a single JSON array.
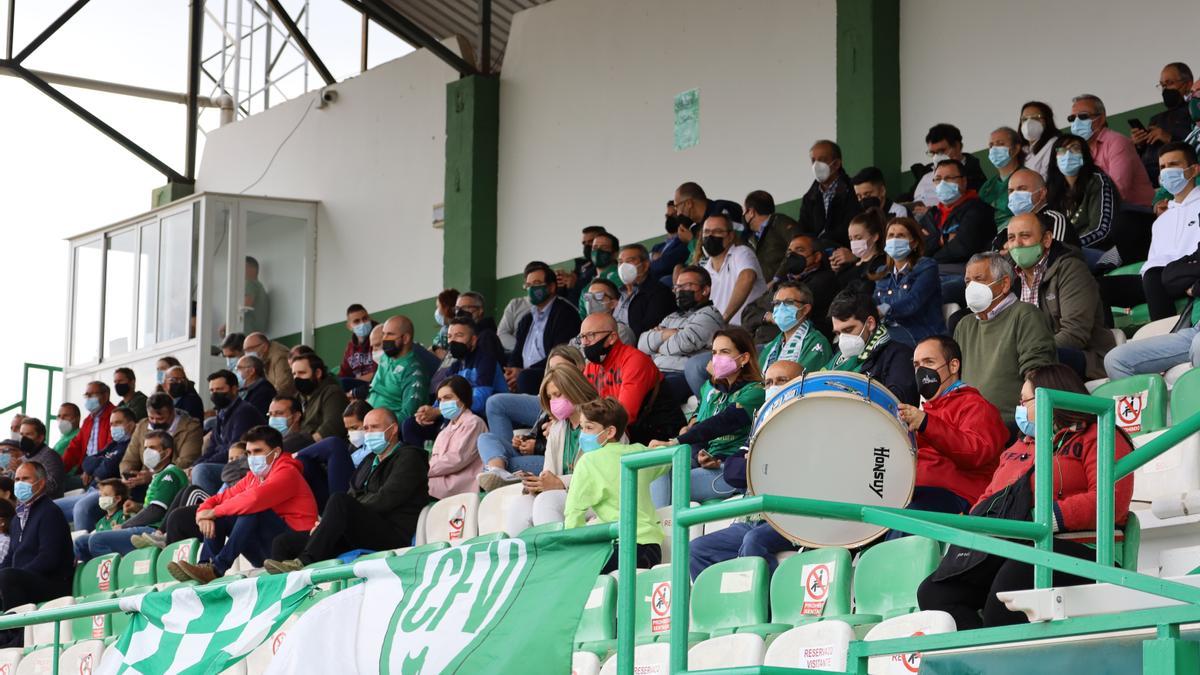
[[578, 330, 612, 344], [925, 149, 950, 157], [585, 291, 614, 302], [930, 175, 962, 184], [771, 300, 808, 309], [702, 230, 729, 238], [1055, 145, 1085, 156], [1066, 112, 1097, 122], [1158, 79, 1186, 89], [522, 282, 547, 290], [456, 305, 482, 312], [1019, 395, 1036, 405], [1020, 113, 1045, 122], [673, 282, 700, 292]]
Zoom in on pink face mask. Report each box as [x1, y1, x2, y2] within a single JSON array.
[[549, 396, 575, 421], [710, 354, 740, 380]]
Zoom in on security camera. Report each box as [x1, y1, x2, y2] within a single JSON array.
[[317, 87, 338, 109]]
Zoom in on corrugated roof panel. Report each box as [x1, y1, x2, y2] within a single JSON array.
[[380, 0, 552, 70]]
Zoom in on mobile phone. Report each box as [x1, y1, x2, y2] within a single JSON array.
[[522, 432, 537, 441], [1127, 118, 1146, 132], [122, 472, 136, 479]]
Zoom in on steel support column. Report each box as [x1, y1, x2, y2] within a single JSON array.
[[12, 0, 89, 63], [5, 0, 14, 60], [264, 0, 334, 86], [184, 0, 204, 181]]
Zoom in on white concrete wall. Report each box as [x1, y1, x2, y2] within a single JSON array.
[[495, 0, 837, 278], [196, 47, 457, 327], [899, 0, 1196, 165]]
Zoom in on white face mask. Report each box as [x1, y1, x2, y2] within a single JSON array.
[[617, 262, 639, 286], [8, 431, 18, 441], [838, 324, 869, 358], [812, 161, 832, 183], [765, 385, 782, 400], [98, 495, 117, 511], [348, 429, 365, 449], [930, 152, 950, 164], [57, 419, 75, 435], [850, 239, 870, 258], [1021, 119, 1044, 143], [965, 280, 1000, 314], [372, 349, 384, 363], [142, 448, 163, 472]]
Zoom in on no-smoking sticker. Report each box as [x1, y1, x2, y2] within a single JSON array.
[[650, 581, 671, 633], [97, 559, 112, 592], [889, 630, 924, 673], [448, 505, 466, 541], [1114, 392, 1147, 434], [801, 562, 835, 615]]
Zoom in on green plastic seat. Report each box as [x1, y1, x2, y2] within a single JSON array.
[[400, 541, 451, 556], [117, 547, 160, 590], [574, 575, 616, 647], [1092, 374, 1169, 437], [77, 554, 120, 596], [691, 557, 769, 638], [1170, 368, 1200, 421], [517, 522, 564, 540], [826, 536, 941, 627], [579, 566, 699, 654], [738, 547, 853, 637], [460, 532, 507, 546], [156, 539, 200, 584], [69, 592, 114, 641], [110, 586, 151, 637]]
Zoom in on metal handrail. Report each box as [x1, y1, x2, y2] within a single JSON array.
[[0, 362, 62, 427]]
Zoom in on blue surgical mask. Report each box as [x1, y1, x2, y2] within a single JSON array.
[[934, 179, 961, 205], [1008, 190, 1034, 215], [0, 453, 10, 470], [988, 146, 1011, 169], [363, 431, 390, 455], [579, 430, 606, 453], [83, 397, 101, 414], [1014, 405, 1036, 438], [14, 481, 33, 502], [268, 416, 290, 433], [1057, 151, 1084, 177], [884, 238, 912, 261], [350, 446, 371, 467], [156, 370, 165, 385], [1160, 167, 1192, 196], [439, 400, 461, 421], [352, 321, 372, 339], [235, 371, 246, 388], [772, 303, 799, 332], [111, 426, 128, 443], [248, 452, 273, 478], [1070, 117, 1093, 140], [225, 356, 238, 369]]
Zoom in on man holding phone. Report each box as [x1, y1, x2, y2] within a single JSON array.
[[1133, 63, 1195, 185]]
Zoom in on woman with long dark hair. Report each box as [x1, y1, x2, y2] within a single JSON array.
[[1018, 101, 1062, 179]]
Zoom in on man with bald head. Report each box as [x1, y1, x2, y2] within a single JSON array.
[[1006, 213, 1113, 379], [367, 315, 429, 422], [264, 407, 430, 572], [579, 312, 680, 443], [242, 332, 295, 397], [993, 167, 1077, 251]]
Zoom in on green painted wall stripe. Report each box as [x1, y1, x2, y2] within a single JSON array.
[[836, 0, 901, 190], [444, 75, 500, 309]]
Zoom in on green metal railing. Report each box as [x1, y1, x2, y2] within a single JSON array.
[[0, 362, 63, 426], [616, 387, 1200, 674]]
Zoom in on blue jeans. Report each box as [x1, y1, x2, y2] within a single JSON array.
[[484, 393, 542, 441], [202, 511, 295, 574], [55, 486, 102, 531], [650, 467, 740, 508], [295, 437, 355, 510], [401, 415, 445, 447], [80, 526, 157, 560], [477, 433, 545, 474], [689, 521, 796, 580], [191, 463, 225, 496], [1104, 325, 1200, 380], [885, 486, 971, 540]]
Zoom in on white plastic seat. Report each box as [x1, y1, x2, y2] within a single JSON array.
[[477, 483, 525, 536], [30, 596, 74, 645], [763, 620, 853, 670], [5, 603, 35, 649], [701, 495, 745, 535], [598, 643, 670, 675], [1132, 316, 1180, 342], [13, 646, 51, 675], [688, 633, 765, 669], [1085, 377, 1109, 393], [425, 492, 481, 544], [1110, 328, 1127, 347], [863, 610, 956, 674], [59, 639, 105, 675], [1132, 429, 1200, 505], [0, 647, 22, 674], [656, 503, 703, 564], [941, 303, 961, 323], [413, 503, 432, 545], [1166, 362, 1192, 390], [572, 650, 602, 675], [245, 615, 297, 674]]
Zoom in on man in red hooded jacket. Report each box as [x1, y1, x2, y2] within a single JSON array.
[[896, 336, 1009, 523], [62, 381, 115, 476], [168, 425, 317, 583]]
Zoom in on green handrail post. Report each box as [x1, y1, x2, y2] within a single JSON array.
[[53, 619, 60, 673], [1034, 389, 1055, 589], [1095, 403, 1116, 569], [668, 444, 692, 674]]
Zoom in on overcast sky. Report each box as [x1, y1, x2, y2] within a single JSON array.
[[0, 0, 411, 425]]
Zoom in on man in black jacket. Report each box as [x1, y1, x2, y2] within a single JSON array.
[[0, 461, 73, 616], [614, 244, 676, 339], [508, 262, 582, 395], [741, 234, 838, 342], [825, 290, 918, 405], [673, 182, 743, 239], [265, 407, 430, 571], [797, 140, 863, 255], [1133, 62, 1196, 185], [919, 159, 996, 305]]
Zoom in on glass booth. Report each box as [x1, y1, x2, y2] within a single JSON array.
[[63, 193, 317, 404]]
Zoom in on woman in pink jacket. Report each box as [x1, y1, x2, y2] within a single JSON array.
[[427, 376, 487, 499]]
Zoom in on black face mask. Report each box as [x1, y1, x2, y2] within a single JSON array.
[[583, 337, 613, 365], [591, 249, 614, 269], [702, 235, 726, 257], [210, 392, 234, 410], [675, 290, 698, 312], [1163, 87, 1185, 110], [150, 421, 170, 431], [114, 383, 131, 398], [294, 377, 317, 396], [18, 436, 37, 456], [381, 340, 401, 358], [168, 382, 186, 398], [859, 196, 882, 210], [448, 340, 471, 360], [915, 366, 943, 401], [782, 253, 809, 277], [582, 243, 593, 261]]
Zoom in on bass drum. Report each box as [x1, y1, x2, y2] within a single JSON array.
[[746, 371, 916, 548]]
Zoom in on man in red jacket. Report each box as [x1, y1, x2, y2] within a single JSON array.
[[168, 425, 317, 583], [62, 381, 115, 476], [896, 336, 1009, 524]]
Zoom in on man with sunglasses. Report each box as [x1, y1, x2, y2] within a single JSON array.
[[1133, 63, 1195, 185], [1069, 94, 1154, 208]]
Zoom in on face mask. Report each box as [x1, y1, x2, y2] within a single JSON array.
[[782, 253, 809, 277], [579, 430, 607, 453], [114, 383, 131, 398], [14, 482, 33, 503], [988, 146, 1011, 169], [583, 293, 610, 316], [934, 179, 961, 205], [225, 356, 238, 369], [448, 340, 470, 360], [57, 419, 75, 435], [149, 420, 169, 431], [294, 378, 317, 396], [7, 432, 15, 441], [243, 350, 260, 361], [348, 429, 365, 449], [702, 235, 726, 257], [850, 239, 871, 258], [268, 416, 290, 433], [433, 309, 445, 328], [675, 290, 698, 312], [352, 321, 372, 339], [372, 349, 385, 363], [18, 436, 38, 455], [1014, 404, 1036, 438], [350, 446, 371, 467], [812, 161, 832, 183], [711, 354, 740, 380], [98, 495, 117, 511], [111, 426, 128, 443], [1160, 167, 1193, 196], [582, 242, 593, 261], [210, 392, 234, 410], [381, 339, 401, 358], [965, 280, 1001, 313], [1163, 87, 1185, 110], [156, 370, 166, 385], [439, 400, 462, 421], [168, 382, 186, 398], [142, 448, 163, 472], [915, 366, 943, 401], [838, 325, 868, 358], [1010, 243, 1045, 269], [0, 452, 8, 469], [1021, 119, 1044, 142], [590, 249, 613, 269], [527, 284, 551, 305], [764, 385, 782, 400], [583, 337, 613, 365], [884, 238, 911, 261], [859, 197, 882, 210], [929, 153, 950, 165], [1057, 151, 1084, 177], [84, 397, 101, 414], [549, 397, 575, 421], [363, 430, 390, 455], [1190, 98, 1200, 123], [1008, 190, 1034, 215], [772, 302, 800, 332], [248, 452, 274, 478], [617, 262, 639, 286], [1070, 118, 1093, 140]]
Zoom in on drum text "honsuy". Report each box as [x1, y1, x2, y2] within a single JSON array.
[[868, 447, 890, 498]]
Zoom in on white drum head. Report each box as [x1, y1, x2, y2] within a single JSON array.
[[747, 391, 916, 548]]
